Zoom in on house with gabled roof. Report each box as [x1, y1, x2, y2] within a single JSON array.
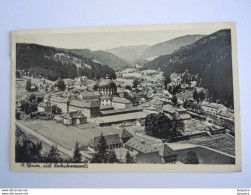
[[79, 91, 101, 101], [112, 96, 131, 109], [136, 152, 164, 164], [60, 111, 87, 125], [125, 138, 178, 164], [88, 134, 123, 151]]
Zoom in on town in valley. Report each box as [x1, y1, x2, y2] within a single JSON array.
[[14, 28, 236, 165]]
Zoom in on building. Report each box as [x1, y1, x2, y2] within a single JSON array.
[[98, 75, 117, 106], [37, 101, 52, 113], [141, 69, 158, 76], [112, 97, 131, 109], [202, 102, 227, 116], [78, 91, 101, 101], [54, 110, 87, 125], [92, 111, 148, 126], [100, 106, 143, 117], [50, 96, 100, 118], [176, 90, 194, 103], [100, 95, 113, 106], [136, 152, 164, 164], [98, 75, 117, 96], [83, 100, 100, 118], [163, 104, 191, 120], [100, 104, 114, 111], [125, 138, 178, 163], [60, 111, 87, 125], [88, 134, 122, 151]]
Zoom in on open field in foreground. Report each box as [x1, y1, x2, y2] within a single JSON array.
[[178, 134, 235, 156], [20, 120, 110, 150], [176, 146, 235, 164]]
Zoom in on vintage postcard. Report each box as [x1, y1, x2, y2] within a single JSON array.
[[11, 22, 241, 172]]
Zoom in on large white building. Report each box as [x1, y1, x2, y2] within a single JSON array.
[[98, 75, 117, 106], [112, 97, 131, 109]]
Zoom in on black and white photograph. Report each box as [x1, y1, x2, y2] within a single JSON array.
[[11, 23, 241, 172]]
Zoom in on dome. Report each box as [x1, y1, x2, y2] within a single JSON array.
[[99, 76, 116, 88]]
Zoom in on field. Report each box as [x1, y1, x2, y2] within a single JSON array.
[[178, 134, 235, 156], [183, 119, 208, 135], [17, 127, 70, 158], [16, 78, 47, 99], [176, 146, 235, 164], [20, 120, 110, 150]]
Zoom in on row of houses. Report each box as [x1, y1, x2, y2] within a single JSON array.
[[125, 138, 178, 164], [87, 129, 178, 164]]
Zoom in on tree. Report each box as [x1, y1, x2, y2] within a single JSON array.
[[107, 151, 119, 163], [16, 111, 21, 120], [93, 84, 99, 91], [27, 102, 38, 114], [95, 74, 101, 81], [172, 84, 181, 95], [26, 79, 31, 91], [131, 94, 139, 106], [125, 85, 132, 91], [15, 138, 43, 163], [164, 76, 171, 90], [29, 93, 36, 102], [45, 144, 62, 163], [51, 105, 62, 114], [199, 90, 205, 102], [125, 151, 135, 163], [171, 95, 178, 105], [193, 89, 199, 103], [185, 151, 199, 164], [90, 133, 108, 163], [55, 78, 66, 91], [172, 118, 185, 134], [145, 113, 179, 139], [16, 71, 20, 78], [109, 72, 117, 80], [133, 78, 140, 88], [73, 142, 82, 163], [36, 96, 44, 104]]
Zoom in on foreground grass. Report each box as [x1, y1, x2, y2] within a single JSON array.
[[179, 134, 235, 156]]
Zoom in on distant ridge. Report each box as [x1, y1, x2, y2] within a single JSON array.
[[106, 45, 150, 63], [133, 35, 205, 64]]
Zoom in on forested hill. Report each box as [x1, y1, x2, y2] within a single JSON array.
[[143, 29, 234, 107], [69, 49, 132, 71], [16, 43, 116, 81]]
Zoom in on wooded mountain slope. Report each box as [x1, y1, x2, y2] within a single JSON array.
[[144, 30, 234, 107]]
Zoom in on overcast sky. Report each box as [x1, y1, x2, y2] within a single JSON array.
[[16, 27, 226, 51]]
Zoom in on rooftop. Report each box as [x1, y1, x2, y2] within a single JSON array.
[[94, 112, 148, 124], [88, 134, 122, 148], [61, 111, 86, 119], [112, 97, 131, 104], [80, 91, 101, 100], [163, 104, 177, 114], [136, 152, 164, 164], [100, 106, 143, 116]]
